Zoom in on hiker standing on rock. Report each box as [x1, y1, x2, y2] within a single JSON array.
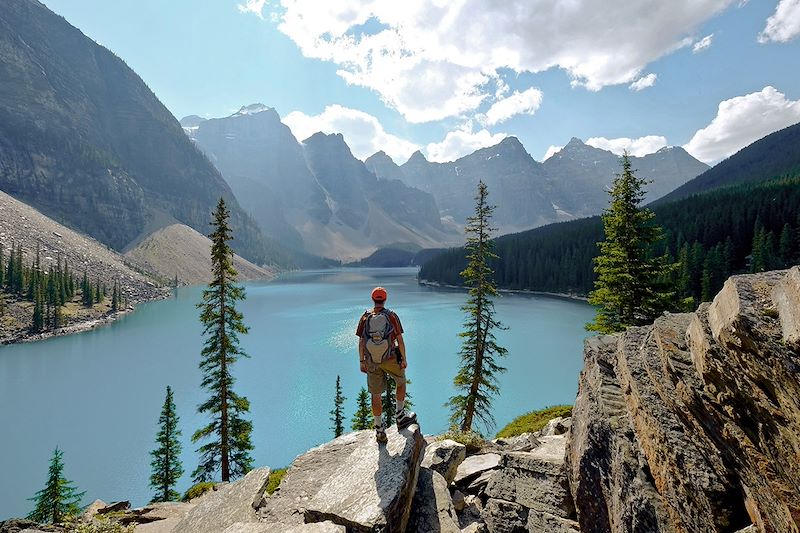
[[356, 286, 417, 443]]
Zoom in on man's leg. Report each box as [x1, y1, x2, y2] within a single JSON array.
[[371, 392, 383, 426]]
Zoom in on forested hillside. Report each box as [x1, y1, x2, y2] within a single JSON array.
[[656, 121, 800, 203], [419, 176, 800, 307]]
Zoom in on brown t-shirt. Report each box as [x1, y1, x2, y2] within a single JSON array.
[[356, 308, 403, 339]]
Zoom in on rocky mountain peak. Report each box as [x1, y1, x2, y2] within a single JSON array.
[[233, 103, 276, 117], [564, 137, 585, 148], [407, 150, 428, 164]]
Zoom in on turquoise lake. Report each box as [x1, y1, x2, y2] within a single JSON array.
[[0, 268, 594, 519]]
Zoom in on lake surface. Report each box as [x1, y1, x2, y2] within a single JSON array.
[[0, 268, 593, 519]]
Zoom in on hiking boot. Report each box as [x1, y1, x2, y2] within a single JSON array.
[[396, 409, 417, 430], [375, 424, 388, 443]]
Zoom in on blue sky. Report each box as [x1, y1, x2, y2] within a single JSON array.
[[43, 0, 800, 164]]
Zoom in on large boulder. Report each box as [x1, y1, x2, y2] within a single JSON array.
[[482, 435, 578, 533], [259, 424, 424, 533], [421, 439, 466, 484], [567, 268, 800, 532], [172, 467, 271, 533], [453, 453, 502, 486], [407, 468, 460, 533]]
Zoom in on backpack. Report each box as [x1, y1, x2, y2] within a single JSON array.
[[363, 309, 396, 365]]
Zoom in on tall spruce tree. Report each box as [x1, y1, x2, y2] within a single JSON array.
[[351, 387, 372, 430], [192, 198, 253, 483], [150, 386, 183, 502], [27, 447, 84, 524], [448, 181, 507, 433], [587, 154, 672, 333], [329, 375, 346, 438]]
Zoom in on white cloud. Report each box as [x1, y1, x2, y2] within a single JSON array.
[[237, 0, 267, 18], [480, 88, 543, 126], [629, 73, 658, 91], [261, 0, 735, 122], [542, 145, 563, 161], [683, 86, 800, 163], [759, 0, 800, 43], [282, 104, 419, 163], [425, 123, 506, 163], [586, 136, 668, 156], [693, 34, 714, 52]]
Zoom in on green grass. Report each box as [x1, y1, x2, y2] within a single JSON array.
[[182, 481, 215, 502], [438, 429, 487, 454], [496, 405, 573, 439], [266, 468, 288, 495]]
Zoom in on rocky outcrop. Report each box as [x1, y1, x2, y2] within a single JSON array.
[[567, 267, 800, 533], [258, 424, 424, 532], [172, 468, 271, 533], [421, 439, 466, 484]]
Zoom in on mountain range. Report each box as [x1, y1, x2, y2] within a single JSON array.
[[184, 107, 459, 262], [367, 136, 709, 233], [0, 0, 277, 265], [185, 107, 708, 260]]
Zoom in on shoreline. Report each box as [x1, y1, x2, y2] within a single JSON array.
[[418, 279, 589, 302], [0, 290, 172, 346]]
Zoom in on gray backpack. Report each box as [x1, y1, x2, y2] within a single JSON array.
[[364, 309, 395, 364]]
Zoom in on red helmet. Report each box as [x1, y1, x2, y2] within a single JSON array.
[[371, 286, 387, 302]]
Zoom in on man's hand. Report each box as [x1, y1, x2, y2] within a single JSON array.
[[400, 358, 407, 369], [360, 360, 368, 373]]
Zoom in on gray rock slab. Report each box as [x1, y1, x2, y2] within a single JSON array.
[[493, 433, 539, 453], [485, 437, 574, 518], [421, 439, 466, 484], [82, 499, 108, 522], [481, 498, 527, 533], [259, 425, 424, 533], [526, 508, 580, 532], [222, 521, 345, 532], [407, 468, 460, 533], [172, 467, 271, 533], [453, 453, 501, 485]]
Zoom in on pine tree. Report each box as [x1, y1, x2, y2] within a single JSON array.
[[587, 154, 673, 333], [31, 278, 44, 332], [111, 280, 119, 313], [150, 386, 184, 503], [779, 223, 793, 267], [192, 198, 253, 483], [27, 447, 85, 524], [448, 181, 507, 433], [351, 387, 373, 430], [329, 375, 346, 438]]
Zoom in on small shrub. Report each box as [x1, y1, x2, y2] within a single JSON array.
[[496, 405, 573, 439], [63, 515, 135, 533], [266, 468, 288, 495], [762, 308, 779, 319], [182, 481, 216, 502], [439, 428, 487, 454]]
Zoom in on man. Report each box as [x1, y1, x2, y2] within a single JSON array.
[[356, 286, 417, 443]]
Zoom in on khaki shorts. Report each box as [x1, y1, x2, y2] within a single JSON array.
[[366, 358, 406, 394]]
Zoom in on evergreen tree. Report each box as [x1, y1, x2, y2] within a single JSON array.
[[192, 198, 253, 483], [779, 223, 793, 267], [351, 387, 372, 430], [150, 386, 183, 503], [587, 154, 672, 333], [329, 375, 346, 438], [27, 447, 84, 524], [448, 181, 507, 432], [31, 278, 44, 332], [111, 280, 119, 313]]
